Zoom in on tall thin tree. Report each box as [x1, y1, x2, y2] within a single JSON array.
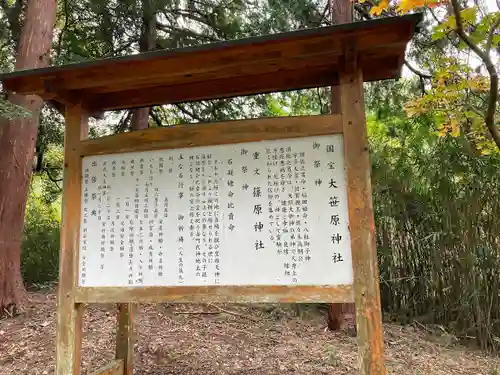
[[0, 0, 57, 313], [131, 0, 157, 130], [116, 2, 158, 373]]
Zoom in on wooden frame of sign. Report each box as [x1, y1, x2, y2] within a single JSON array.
[[0, 14, 422, 375]]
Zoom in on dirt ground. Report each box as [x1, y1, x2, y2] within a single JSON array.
[[0, 290, 499, 375]]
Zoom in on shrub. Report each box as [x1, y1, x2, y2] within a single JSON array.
[[21, 191, 60, 286]]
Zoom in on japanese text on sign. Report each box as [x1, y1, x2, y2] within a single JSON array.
[[79, 135, 352, 287]]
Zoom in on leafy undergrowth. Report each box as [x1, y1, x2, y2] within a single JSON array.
[[1, 291, 500, 375]]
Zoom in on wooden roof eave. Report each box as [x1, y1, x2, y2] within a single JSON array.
[[0, 13, 423, 115]]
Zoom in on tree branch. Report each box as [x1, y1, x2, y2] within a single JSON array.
[[428, 8, 461, 48], [116, 110, 132, 133], [149, 107, 163, 127], [418, 75, 426, 96], [404, 59, 432, 79], [156, 21, 219, 42], [113, 40, 135, 55], [485, 16, 500, 55], [316, 88, 326, 114], [452, 0, 490, 60], [317, 2, 330, 26], [450, 0, 500, 151], [42, 167, 63, 184], [174, 103, 205, 122], [0, 0, 8, 12], [0, 38, 10, 51], [56, 0, 69, 57], [353, 4, 371, 20], [2, 0, 23, 49]]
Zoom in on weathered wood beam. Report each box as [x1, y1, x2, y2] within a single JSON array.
[[115, 305, 135, 375], [86, 68, 338, 112], [74, 285, 354, 304], [80, 114, 343, 157], [340, 46, 387, 374]]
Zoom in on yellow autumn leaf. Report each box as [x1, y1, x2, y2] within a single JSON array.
[[477, 141, 493, 155], [480, 148, 492, 155], [397, 0, 446, 13], [450, 118, 460, 137], [396, 0, 413, 13], [438, 128, 448, 137], [404, 98, 426, 117], [370, 0, 390, 15], [414, 0, 428, 6], [406, 108, 418, 117], [469, 77, 489, 92], [427, 0, 446, 7], [437, 123, 450, 137], [397, 0, 426, 13]]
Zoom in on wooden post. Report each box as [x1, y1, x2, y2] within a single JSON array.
[[115, 303, 135, 375], [330, 0, 352, 114], [339, 51, 387, 373], [56, 103, 89, 375], [327, 0, 357, 333]]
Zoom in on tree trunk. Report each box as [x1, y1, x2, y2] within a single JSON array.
[[115, 4, 157, 371], [0, 0, 57, 314], [328, 0, 356, 335], [130, 0, 157, 130]]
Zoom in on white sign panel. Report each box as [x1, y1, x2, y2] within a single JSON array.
[[78, 134, 352, 287]]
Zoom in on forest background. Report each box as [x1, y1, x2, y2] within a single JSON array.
[[0, 0, 499, 353]]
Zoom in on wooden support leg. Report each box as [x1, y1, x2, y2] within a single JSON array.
[[56, 103, 89, 374], [340, 65, 387, 373], [328, 2, 356, 329], [115, 303, 135, 375], [56, 302, 85, 374], [327, 81, 357, 336]]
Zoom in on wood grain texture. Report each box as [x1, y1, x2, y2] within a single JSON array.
[[80, 114, 342, 157], [115, 304, 135, 375], [88, 359, 124, 375], [330, 0, 353, 114], [87, 66, 338, 111], [340, 68, 387, 374], [74, 285, 354, 304], [82, 54, 402, 112], [56, 104, 88, 375], [0, 15, 422, 112]]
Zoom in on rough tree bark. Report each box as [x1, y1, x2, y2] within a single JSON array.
[[327, 0, 357, 334], [116, 2, 157, 373], [130, 0, 157, 131], [0, 0, 57, 314]]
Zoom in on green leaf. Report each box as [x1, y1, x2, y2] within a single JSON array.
[[493, 35, 500, 47], [460, 7, 478, 25], [432, 28, 447, 40]]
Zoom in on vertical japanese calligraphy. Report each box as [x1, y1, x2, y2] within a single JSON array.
[[79, 134, 352, 287]]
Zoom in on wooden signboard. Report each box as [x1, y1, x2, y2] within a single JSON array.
[[0, 13, 422, 375], [74, 115, 355, 304], [79, 132, 352, 289]]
